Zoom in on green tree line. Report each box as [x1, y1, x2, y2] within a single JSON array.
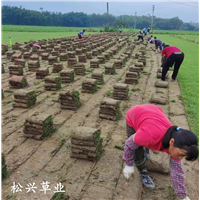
[[2, 5, 198, 31]]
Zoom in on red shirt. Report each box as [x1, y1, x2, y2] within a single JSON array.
[[126, 104, 172, 154], [162, 46, 182, 58]]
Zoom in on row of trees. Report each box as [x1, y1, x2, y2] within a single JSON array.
[[2, 5, 198, 31]]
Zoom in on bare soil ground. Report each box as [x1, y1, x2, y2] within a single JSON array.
[[2, 36, 199, 200]]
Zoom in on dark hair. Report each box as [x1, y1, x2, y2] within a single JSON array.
[[163, 45, 169, 49], [151, 35, 153, 37], [83, 30, 85, 32], [162, 126, 199, 161], [154, 37, 156, 39]]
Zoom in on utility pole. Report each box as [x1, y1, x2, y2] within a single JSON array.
[[134, 12, 137, 29], [152, 5, 155, 32], [107, 2, 109, 25]]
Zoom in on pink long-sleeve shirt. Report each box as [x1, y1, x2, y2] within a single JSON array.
[[162, 46, 182, 58]]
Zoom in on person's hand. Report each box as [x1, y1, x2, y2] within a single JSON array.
[[178, 196, 190, 200], [123, 165, 134, 180]]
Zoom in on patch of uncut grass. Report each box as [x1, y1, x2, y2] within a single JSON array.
[[1, 31, 97, 46], [2, 25, 101, 32], [155, 34, 199, 138], [174, 35, 199, 42]]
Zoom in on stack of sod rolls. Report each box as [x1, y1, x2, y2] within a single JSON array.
[[114, 59, 123, 69], [52, 63, 63, 73], [68, 58, 77, 67], [41, 53, 49, 60], [48, 56, 58, 65], [90, 59, 99, 68], [30, 54, 39, 61], [36, 67, 49, 79], [44, 76, 61, 91], [13, 89, 36, 108], [92, 71, 104, 85], [78, 55, 87, 63], [71, 126, 103, 161], [97, 55, 105, 64], [28, 61, 40, 72], [82, 79, 98, 93], [23, 51, 32, 59], [74, 64, 86, 75], [125, 72, 138, 84], [9, 65, 23, 76], [60, 69, 75, 83], [59, 53, 68, 61], [9, 76, 28, 88], [59, 90, 81, 110], [2, 153, 8, 179], [99, 97, 121, 121], [14, 59, 26, 67], [113, 83, 129, 100], [104, 63, 116, 75], [24, 112, 55, 140]]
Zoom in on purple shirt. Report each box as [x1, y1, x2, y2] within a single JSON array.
[[155, 39, 163, 46], [123, 135, 186, 199]]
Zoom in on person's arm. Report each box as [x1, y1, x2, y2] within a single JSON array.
[[170, 157, 187, 199], [123, 135, 139, 166]]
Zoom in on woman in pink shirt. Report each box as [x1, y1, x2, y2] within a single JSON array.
[[161, 45, 184, 81], [123, 104, 198, 200]]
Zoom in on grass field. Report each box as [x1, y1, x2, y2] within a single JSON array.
[[2, 25, 101, 32], [155, 34, 199, 137], [174, 34, 199, 42]]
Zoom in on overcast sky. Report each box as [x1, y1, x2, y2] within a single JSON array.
[[1, 0, 199, 23]]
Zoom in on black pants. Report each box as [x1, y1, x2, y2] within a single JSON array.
[[161, 52, 184, 81], [126, 124, 148, 173], [138, 35, 143, 41]]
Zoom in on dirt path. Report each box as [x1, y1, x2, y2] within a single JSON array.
[[2, 34, 199, 200]]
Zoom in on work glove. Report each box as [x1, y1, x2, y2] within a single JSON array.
[[179, 196, 190, 200], [123, 165, 134, 180]]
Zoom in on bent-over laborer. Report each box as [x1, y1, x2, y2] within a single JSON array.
[[154, 37, 163, 53], [78, 30, 85, 39], [123, 104, 198, 200], [161, 45, 184, 81]]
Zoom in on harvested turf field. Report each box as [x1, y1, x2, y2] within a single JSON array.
[[1, 32, 199, 200]]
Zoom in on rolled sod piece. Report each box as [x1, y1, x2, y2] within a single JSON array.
[[155, 80, 168, 88], [150, 93, 167, 105]]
